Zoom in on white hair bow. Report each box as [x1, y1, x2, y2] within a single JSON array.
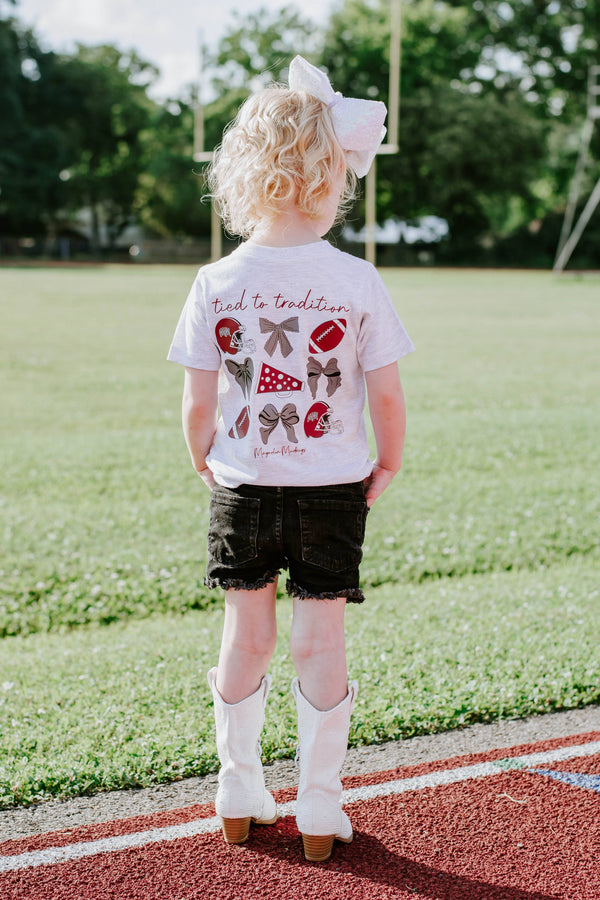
[[288, 55, 387, 178]]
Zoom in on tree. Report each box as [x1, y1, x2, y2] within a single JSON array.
[[397, 85, 546, 250], [202, 4, 320, 149], [53, 45, 158, 250], [464, 0, 600, 246], [321, 0, 548, 255], [152, 5, 319, 242], [0, 11, 75, 234], [3, 0, 597, 260], [459, 1, 600, 121], [211, 4, 318, 96], [0, 6, 158, 246], [136, 98, 212, 238]]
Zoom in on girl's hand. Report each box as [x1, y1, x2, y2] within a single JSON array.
[[364, 463, 397, 507], [198, 467, 215, 490]]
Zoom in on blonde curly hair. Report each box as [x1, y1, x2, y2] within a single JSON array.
[[206, 86, 357, 238]]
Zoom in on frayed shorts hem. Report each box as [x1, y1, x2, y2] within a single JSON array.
[[287, 579, 365, 603], [204, 569, 280, 593], [203, 571, 365, 602]]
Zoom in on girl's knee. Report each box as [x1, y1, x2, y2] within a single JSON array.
[[289, 622, 344, 667], [238, 632, 276, 662], [222, 585, 277, 660], [226, 621, 277, 661], [290, 596, 346, 664]]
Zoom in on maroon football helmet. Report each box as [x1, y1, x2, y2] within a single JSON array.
[[303, 401, 344, 438], [215, 318, 256, 355]]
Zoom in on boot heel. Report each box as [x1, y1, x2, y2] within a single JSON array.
[[221, 816, 252, 844], [302, 833, 335, 862]]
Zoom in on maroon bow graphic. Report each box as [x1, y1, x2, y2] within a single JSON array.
[[258, 403, 299, 444], [306, 356, 342, 399], [259, 317, 299, 358]]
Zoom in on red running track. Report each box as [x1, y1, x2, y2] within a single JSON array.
[[2, 731, 599, 900]]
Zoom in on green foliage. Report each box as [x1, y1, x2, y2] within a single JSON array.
[[0, 18, 71, 232], [136, 102, 211, 238], [395, 85, 547, 249], [198, 4, 321, 195], [0, 13, 158, 239], [53, 45, 158, 247], [0, 613, 224, 806], [322, 0, 549, 246], [466, 0, 600, 120], [211, 5, 317, 93]]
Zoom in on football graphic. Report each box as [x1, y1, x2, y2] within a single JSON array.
[[228, 405, 251, 439], [303, 401, 344, 439], [256, 362, 304, 395], [308, 319, 346, 354], [215, 318, 256, 355]]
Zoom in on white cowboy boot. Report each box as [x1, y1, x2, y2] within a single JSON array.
[[208, 667, 278, 843], [292, 677, 358, 861]]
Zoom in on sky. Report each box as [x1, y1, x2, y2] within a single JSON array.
[[15, 0, 335, 99]]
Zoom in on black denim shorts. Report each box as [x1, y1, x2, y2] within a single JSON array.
[[205, 482, 369, 602]]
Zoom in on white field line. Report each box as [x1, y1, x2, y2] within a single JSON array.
[[2, 740, 600, 874]]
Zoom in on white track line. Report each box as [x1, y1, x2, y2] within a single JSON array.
[[2, 739, 599, 874]]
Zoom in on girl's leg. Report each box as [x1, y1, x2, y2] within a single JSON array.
[[289, 595, 357, 861], [209, 580, 279, 843], [289, 596, 348, 710], [216, 580, 278, 704]]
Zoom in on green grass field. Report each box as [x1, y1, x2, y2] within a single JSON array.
[[1, 264, 599, 808]]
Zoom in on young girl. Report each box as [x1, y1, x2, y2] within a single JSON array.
[[168, 55, 414, 862]]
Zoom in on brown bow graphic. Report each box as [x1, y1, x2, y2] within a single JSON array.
[[259, 317, 299, 358], [306, 356, 342, 398], [225, 357, 254, 399], [258, 403, 299, 444]]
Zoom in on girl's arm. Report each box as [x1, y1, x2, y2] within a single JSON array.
[[364, 362, 406, 507], [182, 367, 219, 490]]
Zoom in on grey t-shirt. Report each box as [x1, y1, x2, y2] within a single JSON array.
[[168, 240, 415, 487]]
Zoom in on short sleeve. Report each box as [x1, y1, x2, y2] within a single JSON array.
[[167, 274, 221, 370], [357, 267, 415, 371]]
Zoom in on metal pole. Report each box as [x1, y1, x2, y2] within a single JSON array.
[[553, 175, 600, 273], [193, 95, 204, 162], [555, 116, 594, 264], [554, 64, 600, 272], [211, 197, 223, 261], [193, 34, 205, 161], [365, 156, 377, 265], [192, 31, 223, 262], [388, 0, 402, 149], [363, 1, 402, 265]]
